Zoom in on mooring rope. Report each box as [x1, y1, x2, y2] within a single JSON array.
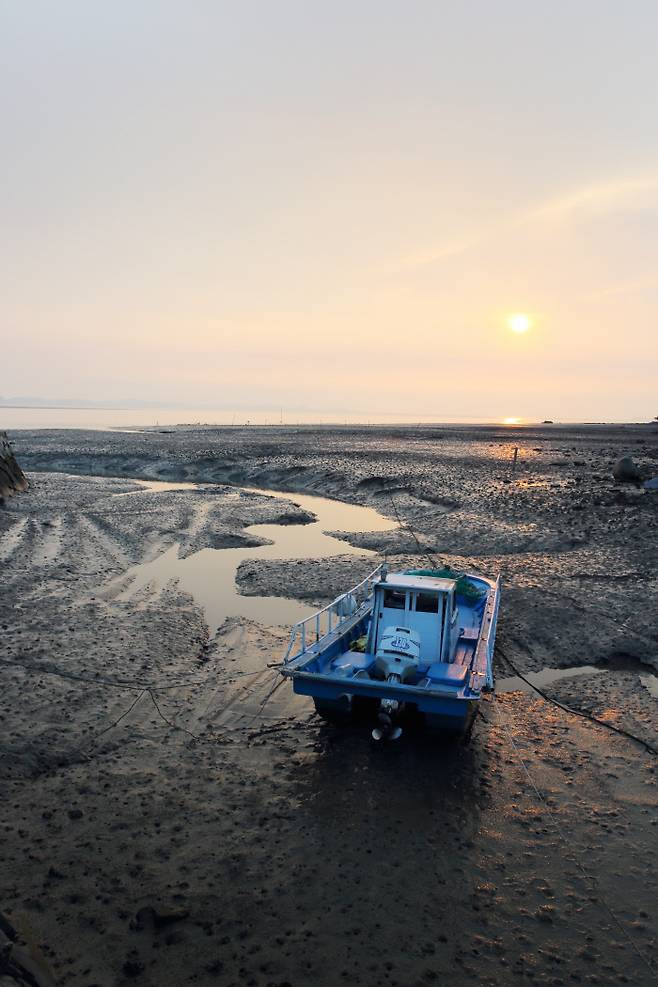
[[497, 647, 658, 756], [387, 492, 440, 570]]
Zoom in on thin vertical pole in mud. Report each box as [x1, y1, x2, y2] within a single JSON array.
[[512, 446, 518, 477]]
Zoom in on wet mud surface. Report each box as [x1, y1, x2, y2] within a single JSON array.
[[1, 424, 657, 985]]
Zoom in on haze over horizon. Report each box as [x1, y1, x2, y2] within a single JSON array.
[[3, 2, 658, 423], [0, 394, 654, 427]]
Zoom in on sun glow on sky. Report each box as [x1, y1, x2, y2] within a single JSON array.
[[503, 417, 521, 425], [2, 4, 657, 423], [507, 313, 532, 334]]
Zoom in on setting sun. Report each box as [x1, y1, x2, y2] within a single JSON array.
[[503, 417, 521, 425], [507, 313, 532, 334]]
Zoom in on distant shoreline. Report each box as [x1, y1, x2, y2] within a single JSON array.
[[1, 405, 654, 428], [3, 420, 657, 434]]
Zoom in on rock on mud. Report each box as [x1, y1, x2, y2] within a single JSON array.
[[613, 456, 642, 483]]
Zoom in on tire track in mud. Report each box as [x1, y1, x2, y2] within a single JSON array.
[[1, 515, 88, 589], [75, 514, 131, 570], [176, 496, 221, 555], [37, 515, 64, 564], [0, 515, 65, 575], [0, 516, 29, 564]]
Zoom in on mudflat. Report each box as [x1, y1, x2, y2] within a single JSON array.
[[1, 423, 657, 986]]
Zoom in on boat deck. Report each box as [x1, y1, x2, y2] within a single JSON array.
[[322, 622, 479, 693]]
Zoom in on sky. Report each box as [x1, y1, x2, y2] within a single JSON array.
[[2, 0, 658, 423]]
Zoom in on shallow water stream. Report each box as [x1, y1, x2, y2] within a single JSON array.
[[116, 481, 397, 634]]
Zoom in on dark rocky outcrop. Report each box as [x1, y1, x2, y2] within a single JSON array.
[[0, 432, 27, 503]]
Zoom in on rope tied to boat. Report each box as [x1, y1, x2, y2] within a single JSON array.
[[387, 491, 441, 570], [497, 646, 658, 757]]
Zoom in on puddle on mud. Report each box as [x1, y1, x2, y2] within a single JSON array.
[[497, 665, 602, 694], [115, 480, 397, 634], [498, 659, 658, 699]]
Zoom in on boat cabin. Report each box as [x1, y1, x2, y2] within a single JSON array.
[[367, 574, 459, 664]]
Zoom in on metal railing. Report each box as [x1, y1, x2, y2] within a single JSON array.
[[472, 574, 501, 691], [283, 564, 383, 663]]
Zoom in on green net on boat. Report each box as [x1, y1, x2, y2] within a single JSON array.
[[404, 567, 486, 602]]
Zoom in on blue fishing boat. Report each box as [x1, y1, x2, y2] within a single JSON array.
[[281, 564, 500, 739]]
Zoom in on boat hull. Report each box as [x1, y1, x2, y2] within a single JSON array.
[[282, 565, 500, 736], [292, 676, 477, 733]]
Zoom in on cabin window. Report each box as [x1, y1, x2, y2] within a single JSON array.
[[415, 592, 439, 613], [383, 589, 406, 610]]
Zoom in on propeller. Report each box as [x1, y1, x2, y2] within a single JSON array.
[[371, 711, 403, 741], [371, 726, 403, 741]]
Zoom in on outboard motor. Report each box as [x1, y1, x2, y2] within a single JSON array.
[[371, 627, 421, 740]]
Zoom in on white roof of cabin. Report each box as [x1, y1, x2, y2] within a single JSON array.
[[379, 573, 456, 593]]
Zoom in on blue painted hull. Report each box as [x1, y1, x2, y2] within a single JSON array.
[[282, 567, 500, 736], [292, 673, 476, 732]]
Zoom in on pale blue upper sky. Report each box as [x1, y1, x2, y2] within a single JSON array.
[[2, 1, 658, 421]]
